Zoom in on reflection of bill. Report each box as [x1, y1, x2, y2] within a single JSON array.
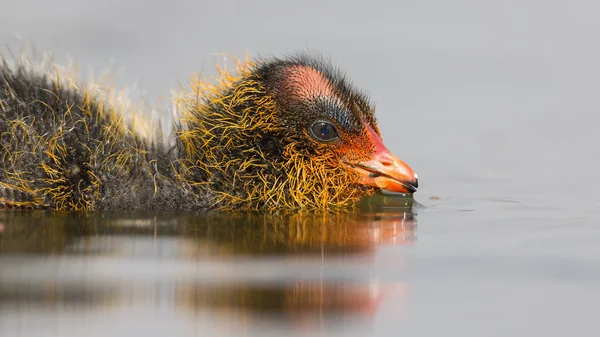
[[349, 211, 416, 250]]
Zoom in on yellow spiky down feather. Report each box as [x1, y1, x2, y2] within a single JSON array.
[[0, 54, 154, 211], [174, 57, 372, 210]]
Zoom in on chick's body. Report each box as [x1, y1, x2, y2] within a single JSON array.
[[0, 55, 417, 211]]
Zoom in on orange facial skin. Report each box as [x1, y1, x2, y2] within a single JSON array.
[[344, 124, 418, 194]]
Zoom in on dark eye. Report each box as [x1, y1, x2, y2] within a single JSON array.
[[310, 121, 339, 142]]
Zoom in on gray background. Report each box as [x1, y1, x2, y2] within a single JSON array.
[[1, 1, 599, 336]]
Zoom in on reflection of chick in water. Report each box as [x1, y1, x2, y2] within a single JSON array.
[[0, 198, 416, 327], [176, 204, 415, 327]]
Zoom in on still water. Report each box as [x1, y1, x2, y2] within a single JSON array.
[[0, 196, 419, 336], [1, 192, 598, 337]]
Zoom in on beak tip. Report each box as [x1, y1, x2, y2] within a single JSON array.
[[352, 124, 420, 195], [405, 181, 418, 193]]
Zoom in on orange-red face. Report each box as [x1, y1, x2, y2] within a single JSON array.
[[264, 61, 418, 194], [308, 106, 418, 194], [340, 122, 418, 194]]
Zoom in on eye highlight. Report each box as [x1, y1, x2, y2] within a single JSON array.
[[310, 121, 339, 142]]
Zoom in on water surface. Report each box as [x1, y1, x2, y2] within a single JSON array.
[[1, 196, 420, 336]]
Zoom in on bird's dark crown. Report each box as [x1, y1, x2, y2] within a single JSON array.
[[254, 55, 379, 138]]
